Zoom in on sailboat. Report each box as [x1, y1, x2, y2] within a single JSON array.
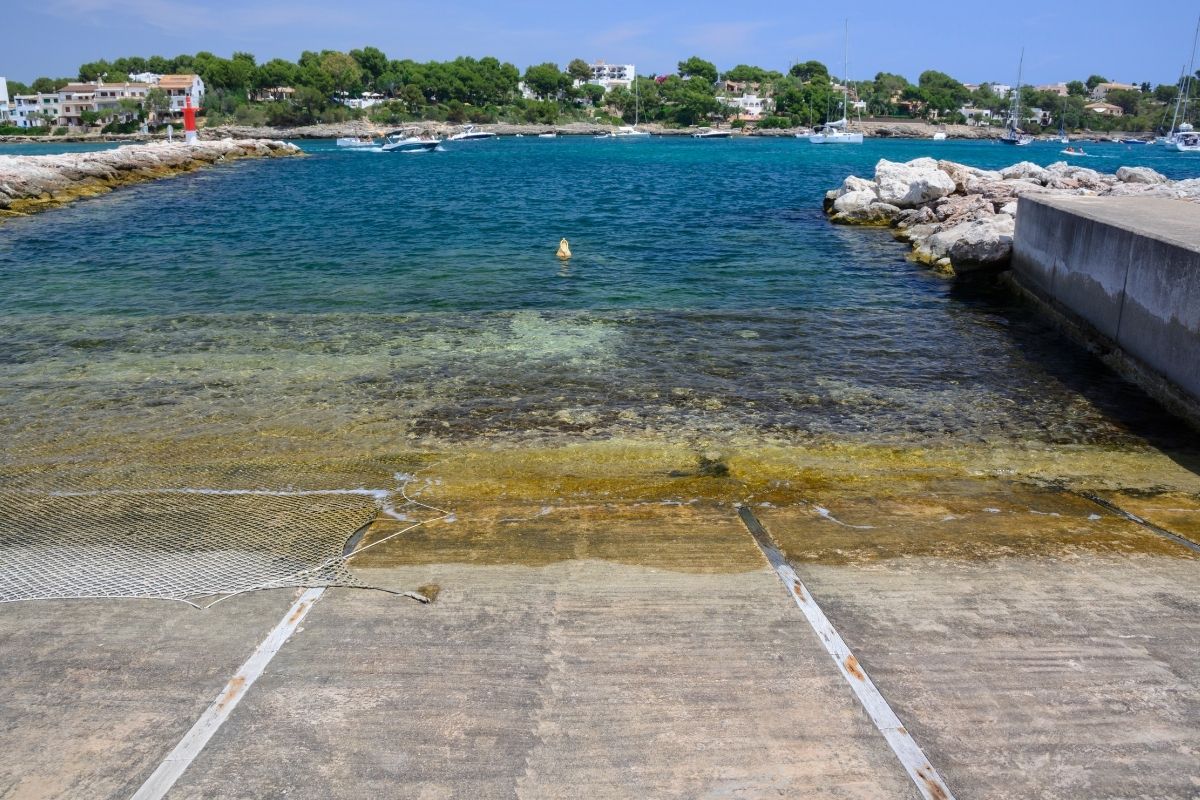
[[1057, 99, 1069, 144], [1160, 17, 1199, 147], [1001, 49, 1034, 146], [610, 75, 651, 138], [810, 21, 864, 144]]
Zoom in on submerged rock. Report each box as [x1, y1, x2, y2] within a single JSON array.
[[823, 155, 1199, 277]]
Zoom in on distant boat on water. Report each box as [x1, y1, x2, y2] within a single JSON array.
[[448, 125, 496, 141], [810, 21, 864, 144], [604, 74, 651, 138], [380, 131, 440, 152], [1001, 49, 1034, 146], [1177, 132, 1200, 151], [692, 128, 732, 138], [336, 136, 376, 148], [537, 131, 558, 138], [1161, 17, 1199, 147]]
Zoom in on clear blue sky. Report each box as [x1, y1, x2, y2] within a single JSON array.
[[3, 0, 1197, 86]]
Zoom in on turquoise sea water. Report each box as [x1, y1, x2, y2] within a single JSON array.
[[1, 137, 1198, 468]]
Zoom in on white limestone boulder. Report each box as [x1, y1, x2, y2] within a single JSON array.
[[1115, 166, 1167, 185], [874, 158, 956, 208], [1000, 161, 1048, 184], [920, 215, 1016, 270]]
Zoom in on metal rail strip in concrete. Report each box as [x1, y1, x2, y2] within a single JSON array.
[[130, 588, 325, 800], [738, 505, 955, 800]]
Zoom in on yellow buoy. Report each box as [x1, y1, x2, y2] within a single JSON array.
[[556, 238, 572, 259]]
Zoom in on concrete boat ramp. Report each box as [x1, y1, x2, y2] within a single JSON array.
[[1, 476, 1198, 800]]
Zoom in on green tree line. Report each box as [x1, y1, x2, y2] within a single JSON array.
[[7, 48, 1198, 131]]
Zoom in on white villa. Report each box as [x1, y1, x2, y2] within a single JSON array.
[[959, 105, 993, 126], [156, 74, 205, 114], [722, 93, 773, 121], [584, 62, 635, 91], [0, 78, 9, 124]]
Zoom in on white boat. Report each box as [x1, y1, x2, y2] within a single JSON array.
[[692, 128, 732, 138], [448, 125, 496, 141], [381, 132, 440, 152], [336, 136, 376, 147], [1000, 49, 1035, 146], [932, 131, 947, 141], [1177, 132, 1200, 151], [609, 75, 651, 137], [809, 123, 864, 144], [537, 131, 558, 138], [1162, 18, 1199, 147], [611, 125, 651, 138], [809, 21, 863, 145], [1060, 147, 1088, 157]]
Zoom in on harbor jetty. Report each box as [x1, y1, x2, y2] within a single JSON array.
[[824, 158, 1200, 275], [0, 139, 301, 220], [1012, 194, 1200, 424]]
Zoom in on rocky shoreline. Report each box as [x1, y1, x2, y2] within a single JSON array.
[[824, 158, 1200, 276], [0, 139, 301, 220], [0, 120, 1160, 143]]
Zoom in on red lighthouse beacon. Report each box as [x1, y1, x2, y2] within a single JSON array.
[[183, 93, 198, 145]]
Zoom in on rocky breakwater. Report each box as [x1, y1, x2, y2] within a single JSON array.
[[825, 158, 1200, 276], [0, 139, 302, 220]]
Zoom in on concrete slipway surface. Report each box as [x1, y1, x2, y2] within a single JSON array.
[[1, 484, 1199, 799]]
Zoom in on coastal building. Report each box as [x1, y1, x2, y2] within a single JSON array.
[[1037, 83, 1070, 97], [1089, 82, 1139, 100], [721, 93, 773, 120], [1025, 107, 1052, 126], [0, 78, 9, 124], [57, 83, 98, 127], [251, 86, 295, 102], [10, 94, 60, 128], [959, 105, 993, 126], [1084, 101, 1124, 116], [157, 74, 205, 115], [336, 91, 385, 109], [585, 62, 635, 91], [985, 83, 1013, 99], [92, 82, 151, 122]]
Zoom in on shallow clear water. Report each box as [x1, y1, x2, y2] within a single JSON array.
[[1, 137, 1198, 474]]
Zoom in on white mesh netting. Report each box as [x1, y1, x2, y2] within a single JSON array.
[[0, 461, 446, 608]]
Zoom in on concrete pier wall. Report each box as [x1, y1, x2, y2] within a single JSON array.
[[1012, 194, 1200, 417]]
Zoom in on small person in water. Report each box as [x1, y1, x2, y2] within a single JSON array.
[[556, 238, 572, 259]]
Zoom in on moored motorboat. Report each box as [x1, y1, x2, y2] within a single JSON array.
[[692, 128, 732, 138], [1176, 132, 1200, 151], [336, 136, 376, 147], [537, 131, 558, 138]]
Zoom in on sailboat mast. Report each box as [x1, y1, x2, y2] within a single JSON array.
[[1010, 48, 1024, 130], [843, 19, 850, 121], [1180, 16, 1200, 129]]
